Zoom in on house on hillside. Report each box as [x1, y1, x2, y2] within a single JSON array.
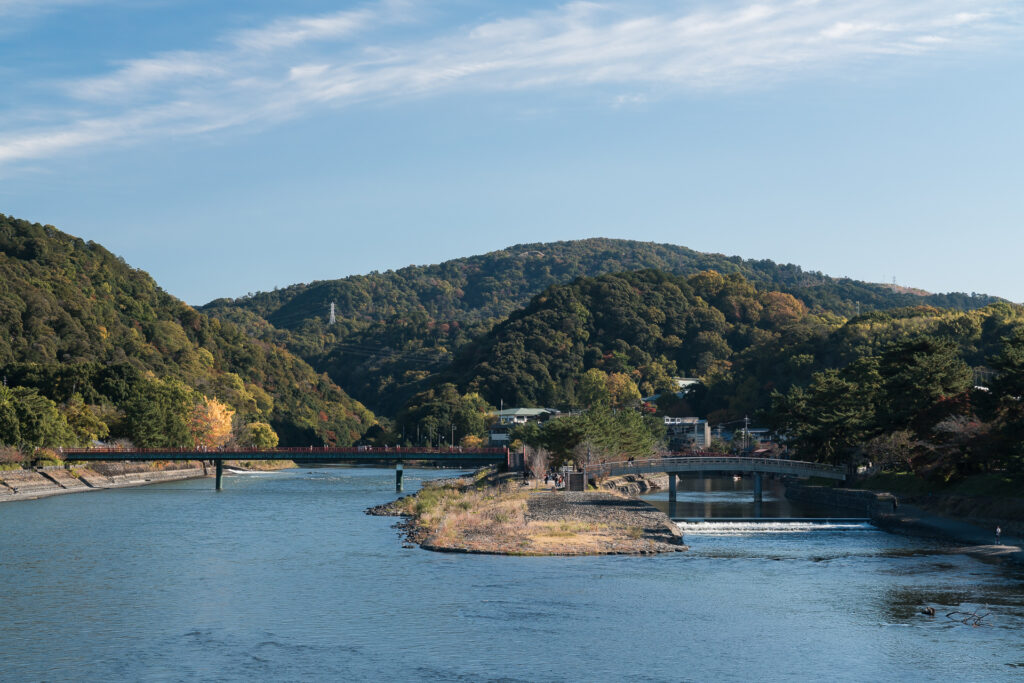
[[488, 407, 560, 446], [664, 416, 711, 450], [641, 377, 702, 403]]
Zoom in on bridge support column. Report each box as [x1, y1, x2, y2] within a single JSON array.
[[753, 472, 762, 503], [668, 473, 677, 519], [215, 459, 223, 491], [396, 463, 404, 492]]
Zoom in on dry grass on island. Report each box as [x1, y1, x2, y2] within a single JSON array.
[[370, 469, 686, 556], [223, 459, 298, 471]]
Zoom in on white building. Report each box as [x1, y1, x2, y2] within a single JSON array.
[[664, 416, 712, 449], [488, 408, 560, 445]]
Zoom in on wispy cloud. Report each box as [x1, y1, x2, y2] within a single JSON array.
[[0, 0, 110, 20], [1, 0, 1020, 165]]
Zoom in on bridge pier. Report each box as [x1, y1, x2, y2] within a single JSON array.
[[215, 459, 223, 491], [753, 472, 762, 503], [668, 473, 677, 518], [396, 463, 404, 492]]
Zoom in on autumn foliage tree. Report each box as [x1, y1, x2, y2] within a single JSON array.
[[190, 397, 235, 449]]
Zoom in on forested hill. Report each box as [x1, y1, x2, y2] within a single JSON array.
[[203, 238, 998, 329], [436, 269, 1024, 425], [0, 214, 375, 448], [200, 237, 1001, 418]]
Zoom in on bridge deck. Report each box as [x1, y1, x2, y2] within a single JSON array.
[[58, 446, 508, 464]]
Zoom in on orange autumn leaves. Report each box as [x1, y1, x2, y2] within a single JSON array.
[[190, 397, 235, 449]]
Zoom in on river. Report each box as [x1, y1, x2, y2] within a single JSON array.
[[2, 467, 1022, 681]]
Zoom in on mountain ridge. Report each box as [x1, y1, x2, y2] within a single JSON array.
[[199, 237, 1001, 417], [0, 213, 375, 447]]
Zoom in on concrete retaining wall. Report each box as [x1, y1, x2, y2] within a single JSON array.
[[785, 482, 896, 518], [0, 470, 61, 495], [0, 461, 208, 502]]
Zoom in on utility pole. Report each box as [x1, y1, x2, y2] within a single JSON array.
[[744, 415, 750, 452]]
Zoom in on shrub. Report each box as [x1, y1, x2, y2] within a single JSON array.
[[0, 446, 26, 466]]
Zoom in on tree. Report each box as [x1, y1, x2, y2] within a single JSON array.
[[399, 384, 494, 443], [0, 386, 21, 447], [540, 415, 588, 466], [62, 393, 110, 445], [0, 386, 74, 449], [978, 328, 1024, 472], [509, 421, 543, 449], [534, 407, 664, 468], [236, 421, 279, 448], [577, 369, 610, 409], [606, 372, 641, 409], [769, 365, 877, 467], [524, 445, 550, 478], [878, 337, 972, 430], [862, 430, 916, 472], [190, 397, 235, 449], [123, 378, 197, 448]]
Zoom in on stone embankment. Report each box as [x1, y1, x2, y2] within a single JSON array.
[[599, 472, 668, 497], [0, 461, 208, 503], [786, 482, 1024, 566], [785, 482, 896, 517]]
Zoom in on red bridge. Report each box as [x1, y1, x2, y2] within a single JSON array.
[[59, 446, 511, 491]]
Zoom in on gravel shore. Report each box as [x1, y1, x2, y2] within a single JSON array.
[[369, 477, 687, 556], [524, 490, 686, 553]]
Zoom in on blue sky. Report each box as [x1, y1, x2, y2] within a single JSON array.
[[1, 0, 1022, 305]]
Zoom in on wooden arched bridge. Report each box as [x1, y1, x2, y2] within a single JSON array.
[[59, 446, 510, 491], [585, 456, 847, 503]]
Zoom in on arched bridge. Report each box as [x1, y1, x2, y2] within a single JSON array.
[[585, 456, 846, 504], [59, 446, 510, 491]]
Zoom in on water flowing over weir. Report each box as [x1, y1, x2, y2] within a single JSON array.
[[678, 520, 876, 535], [3, 468, 1024, 681]]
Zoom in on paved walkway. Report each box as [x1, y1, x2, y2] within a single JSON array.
[[875, 503, 1024, 565]]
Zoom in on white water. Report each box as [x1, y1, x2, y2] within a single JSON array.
[[679, 521, 876, 534]]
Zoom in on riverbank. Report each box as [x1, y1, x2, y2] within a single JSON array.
[[786, 482, 1024, 566], [0, 459, 297, 503], [368, 469, 686, 556], [0, 461, 208, 503]]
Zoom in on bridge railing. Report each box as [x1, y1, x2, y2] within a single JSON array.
[[57, 446, 508, 456], [584, 455, 844, 479]]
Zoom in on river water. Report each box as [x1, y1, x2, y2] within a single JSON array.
[[2, 467, 1022, 682]]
